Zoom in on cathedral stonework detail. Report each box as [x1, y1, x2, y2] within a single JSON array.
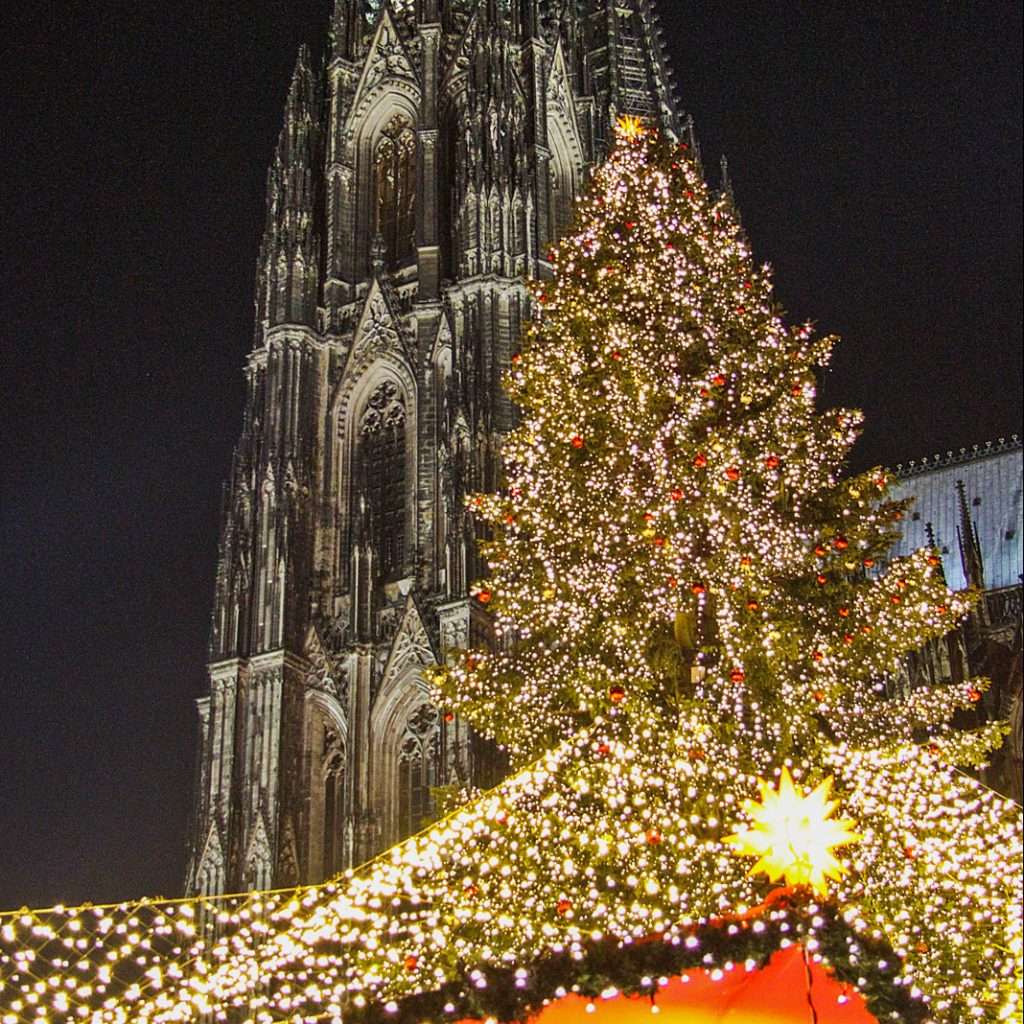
[[185, 0, 681, 894]]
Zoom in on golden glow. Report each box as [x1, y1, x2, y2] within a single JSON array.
[[0, 123, 1020, 1024], [725, 767, 859, 896], [615, 114, 646, 140]]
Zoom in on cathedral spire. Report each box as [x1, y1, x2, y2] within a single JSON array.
[[519, 0, 542, 40], [955, 480, 986, 592], [719, 154, 734, 202], [415, 0, 439, 24], [256, 46, 322, 335], [577, 0, 681, 147], [331, 0, 363, 62]]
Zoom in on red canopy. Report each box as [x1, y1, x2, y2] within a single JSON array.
[[487, 946, 876, 1023]]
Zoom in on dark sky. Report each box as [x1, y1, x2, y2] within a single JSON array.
[[1, 2, 1020, 911]]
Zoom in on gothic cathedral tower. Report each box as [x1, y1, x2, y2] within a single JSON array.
[[186, 0, 681, 895]]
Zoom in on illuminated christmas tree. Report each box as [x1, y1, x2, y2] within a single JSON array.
[[1, 119, 1019, 1024], [438, 118, 997, 774]]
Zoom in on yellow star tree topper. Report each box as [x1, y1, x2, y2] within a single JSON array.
[[726, 767, 860, 896], [615, 113, 646, 140]]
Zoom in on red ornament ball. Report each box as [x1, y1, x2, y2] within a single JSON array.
[[725, 466, 741, 481], [670, 487, 684, 501], [557, 899, 572, 916], [833, 535, 849, 551], [477, 589, 492, 604], [729, 668, 746, 684], [764, 455, 780, 470], [712, 373, 727, 388], [609, 685, 627, 704], [690, 582, 706, 596], [693, 452, 708, 468], [646, 829, 662, 845], [404, 955, 419, 972]]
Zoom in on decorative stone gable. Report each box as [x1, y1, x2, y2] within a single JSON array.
[[547, 39, 585, 161], [348, 8, 421, 128], [303, 624, 347, 701], [379, 595, 437, 702], [190, 820, 226, 896], [345, 279, 411, 378], [244, 812, 274, 891]]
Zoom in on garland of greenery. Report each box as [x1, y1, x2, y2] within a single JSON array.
[[327, 890, 928, 1023]]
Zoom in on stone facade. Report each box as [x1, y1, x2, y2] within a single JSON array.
[[186, 0, 681, 895]]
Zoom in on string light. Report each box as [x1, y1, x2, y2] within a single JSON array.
[[1, 119, 1019, 1024]]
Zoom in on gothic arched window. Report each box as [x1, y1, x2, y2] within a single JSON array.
[[374, 116, 416, 268], [357, 380, 407, 577], [397, 703, 438, 839], [550, 161, 574, 241], [322, 731, 345, 878]]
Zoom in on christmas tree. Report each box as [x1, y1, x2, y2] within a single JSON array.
[[439, 117, 999, 774], [1, 118, 1020, 1024], [421, 117, 1022, 1019]]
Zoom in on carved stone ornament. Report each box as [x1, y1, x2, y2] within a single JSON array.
[[378, 596, 437, 700], [360, 380, 406, 435], [351, 286, 404, 366], [304, 624, 348, 701]]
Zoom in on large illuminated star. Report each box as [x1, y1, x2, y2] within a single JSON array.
[[615, 114, 646, 140], [725, 767, 860, 896]]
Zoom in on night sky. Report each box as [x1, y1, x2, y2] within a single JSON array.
[[1, 3, 1020, 911]]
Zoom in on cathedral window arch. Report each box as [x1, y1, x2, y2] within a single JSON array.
[[396, 703, 439, 839], [305, 701, 348, 882], [373, 115, 417, 269], [321, 735, 346, 878], [354, 378, 408, 579], [547, 118, 581, 243]]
